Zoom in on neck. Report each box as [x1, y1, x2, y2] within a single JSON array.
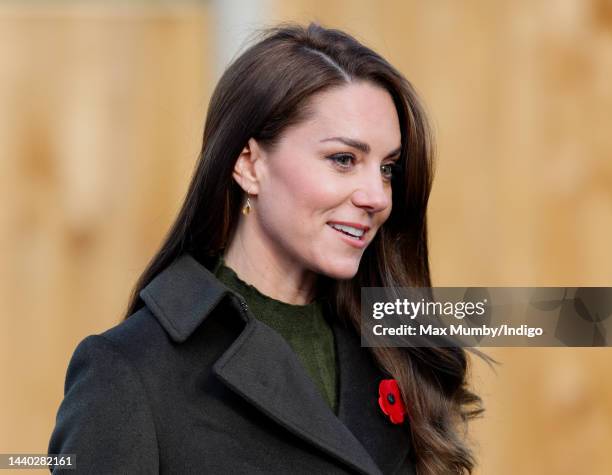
[[223, 217, 318, 305]]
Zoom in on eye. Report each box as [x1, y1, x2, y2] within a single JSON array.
[[327, 153, 355, 169], [381, 163, 398, 181]]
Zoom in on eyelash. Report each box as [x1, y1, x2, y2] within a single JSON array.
[[327, 153, 398, 180]]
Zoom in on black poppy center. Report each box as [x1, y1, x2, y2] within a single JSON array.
[[387, 394, 395, 404]]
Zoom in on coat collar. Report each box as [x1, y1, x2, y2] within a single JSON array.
[[140, 254, 413, 475], [139, 254, 230, 342]]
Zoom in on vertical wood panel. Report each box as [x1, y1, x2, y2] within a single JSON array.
[[0, 2, 212, 454]]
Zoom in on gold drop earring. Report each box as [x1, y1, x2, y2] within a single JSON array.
[[242, 194, 252, 215]]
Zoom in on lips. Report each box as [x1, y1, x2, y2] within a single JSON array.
[[327, 221, 371, 232], [326, 221, 371, 242]]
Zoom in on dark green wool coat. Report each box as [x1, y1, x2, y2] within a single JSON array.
[[48, 254, 416, 474]]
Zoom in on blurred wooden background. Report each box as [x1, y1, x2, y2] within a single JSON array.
[[1, 1, 611, 474]]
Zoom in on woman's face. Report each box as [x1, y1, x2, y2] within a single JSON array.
[[252, 81, 401, 280]]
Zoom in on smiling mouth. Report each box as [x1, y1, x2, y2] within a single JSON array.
[[326, 222, 368, 241]]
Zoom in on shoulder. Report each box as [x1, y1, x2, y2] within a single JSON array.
[[50, 319, 160, 473], [60, 331, 150, 405], [58, 307, 168, 402], [59, 307, 177, 383], [99, 306, 172, 360], [81, 298, 244, 388]]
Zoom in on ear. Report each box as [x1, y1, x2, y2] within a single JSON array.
[[233, 138, 264, 195]]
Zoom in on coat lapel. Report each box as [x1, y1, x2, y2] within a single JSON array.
[[332, 317, 415, 474], [140, 254, 412, 475], [212, 306, 382, 475]]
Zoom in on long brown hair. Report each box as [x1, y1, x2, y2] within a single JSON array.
[[125, 22, 491, 474]]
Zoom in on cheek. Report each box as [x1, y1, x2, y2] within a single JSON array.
[[264, 162, 341, 220]]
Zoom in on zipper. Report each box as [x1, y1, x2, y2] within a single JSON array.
[[235, 296, 249, 319]]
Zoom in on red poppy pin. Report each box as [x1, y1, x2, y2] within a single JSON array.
[[378, 379, 407, 424]]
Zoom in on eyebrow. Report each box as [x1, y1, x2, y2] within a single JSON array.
[[320, 136, 402, 159]]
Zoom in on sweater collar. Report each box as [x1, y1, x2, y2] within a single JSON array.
[[213, 254, 324, 319]]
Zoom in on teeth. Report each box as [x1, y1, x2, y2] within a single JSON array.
[[329, 223, 365, 238]]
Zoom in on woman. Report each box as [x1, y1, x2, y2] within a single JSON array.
[[49, 23, 486, 474]]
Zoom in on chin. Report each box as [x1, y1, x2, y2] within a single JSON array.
[[317, 258, 361, 280]]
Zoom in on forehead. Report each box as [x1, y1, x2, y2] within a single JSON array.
[[289, 81, 401, 149]]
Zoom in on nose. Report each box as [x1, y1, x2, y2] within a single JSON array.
[[350, 170, 392, 214]]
